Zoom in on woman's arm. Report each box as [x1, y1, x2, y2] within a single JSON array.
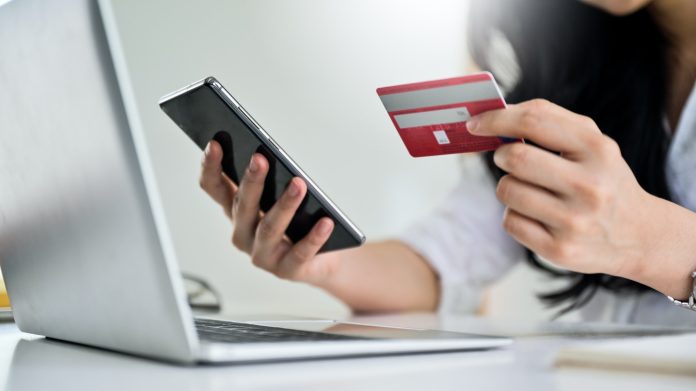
[[317, 240, 439, 313], [467, 99, 696, 300]]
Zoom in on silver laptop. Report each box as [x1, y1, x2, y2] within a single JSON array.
[[0, 0, 510, 364]]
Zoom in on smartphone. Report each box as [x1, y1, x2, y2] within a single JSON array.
[[159, 77, 365, 253]]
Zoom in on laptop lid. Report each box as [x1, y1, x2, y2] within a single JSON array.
[[0, 0, 198, 363]]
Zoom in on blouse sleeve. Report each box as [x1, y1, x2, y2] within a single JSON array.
[[397, 155, 526, 314]]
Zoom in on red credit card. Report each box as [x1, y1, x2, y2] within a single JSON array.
[[376, 72, 520, 157]]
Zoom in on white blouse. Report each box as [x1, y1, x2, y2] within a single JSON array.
[[399, 83, 696, 326]]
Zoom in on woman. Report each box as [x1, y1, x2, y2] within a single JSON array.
[[198, 0, 696, 324]]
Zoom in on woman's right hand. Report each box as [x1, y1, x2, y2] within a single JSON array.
[[198, 140, 341, 287]]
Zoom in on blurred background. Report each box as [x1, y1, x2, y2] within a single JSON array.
[[104, 0, 555, 320]]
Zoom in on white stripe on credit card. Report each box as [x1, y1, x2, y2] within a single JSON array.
[[394, 106, 471, 129], [379, 80, 500, 112]]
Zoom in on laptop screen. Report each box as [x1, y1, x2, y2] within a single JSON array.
[[0, 0, 196, 362]]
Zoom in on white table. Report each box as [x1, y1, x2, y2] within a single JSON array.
[[0, 313, 694, 391]]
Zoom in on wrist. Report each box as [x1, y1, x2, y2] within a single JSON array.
[[610, 190, 658, 282], [309, 249, 346, 291], [622, 194, 696, 299]]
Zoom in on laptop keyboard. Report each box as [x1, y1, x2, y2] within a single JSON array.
[[195, 318, 368, 343]]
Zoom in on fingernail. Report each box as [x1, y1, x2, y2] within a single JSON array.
[[287, 179, 300, 197], [249, 154, 258, 173], [204, 142, 212, 156], [466, 117, 480, 134], [318, 219, 333, 235], [493, 148, 505, 167]]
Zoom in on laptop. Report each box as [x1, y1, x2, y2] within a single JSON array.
[[0, 0, 511, 364]]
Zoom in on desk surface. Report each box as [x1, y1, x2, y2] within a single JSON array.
[[0, 313, 694, 391]]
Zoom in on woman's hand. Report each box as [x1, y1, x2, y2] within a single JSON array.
[[465, 99, 696, 298], [199, 140, 341, 286], [466, 99, 648, 277], [198, 141, 441, 312]]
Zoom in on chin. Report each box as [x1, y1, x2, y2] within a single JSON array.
[[582, 0, 653, 15]]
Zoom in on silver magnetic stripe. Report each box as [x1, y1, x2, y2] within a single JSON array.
[[380, 80, 500, 112], [394, 106, 471, 129]]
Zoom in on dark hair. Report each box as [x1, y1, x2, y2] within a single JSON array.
[[467, 0, 672, 314]]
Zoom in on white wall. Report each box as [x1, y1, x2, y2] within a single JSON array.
[[106, 0, 553, 320]]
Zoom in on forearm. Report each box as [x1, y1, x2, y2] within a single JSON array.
[[317, 240, 440, 313], [622, 195, 696, 300]]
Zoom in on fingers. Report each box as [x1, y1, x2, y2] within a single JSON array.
[[250, 177, 307, 269], [467, 99, 602, 156], [275, 218, 334, 279], [201, 142, 332, 281], [496, 175, 568, 229], [230, 153, 269, 251], [492, 142, 582, 195], [199, 141, 237, 216], [502, 207, 554, 259], [200, 142, 334, 281]]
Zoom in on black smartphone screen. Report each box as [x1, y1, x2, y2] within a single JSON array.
[[159, 78, 364, 252]]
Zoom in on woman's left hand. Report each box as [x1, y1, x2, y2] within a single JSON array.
[[466, 99, 657, 279]]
